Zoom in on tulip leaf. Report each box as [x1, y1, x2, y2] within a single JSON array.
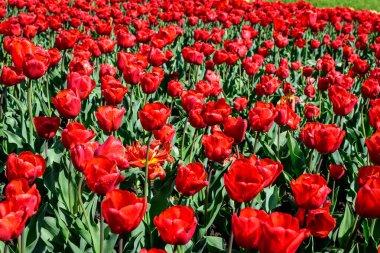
[[338, 204, 355, 247], [205, 236, 225, 252]]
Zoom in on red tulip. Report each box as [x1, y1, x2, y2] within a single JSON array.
[[222, 116, 247, 144], [61, 122, 96, 149], [366, 132, 380, 165], [140, 67, 164, 94], [248, 101, 276, 132], [175, 162, 208, 196], [67, 72, 96, 100], [362, 78, 380, 99], [0, 200, 27, 241], [95, 105, 125, 133], [329, 164, 345, 180], [140, 249, 166, 253], [6, 151, 46, 184], [70, 142, 99, 172], [101, 189, 147, 234], [154, 205, 197, 245], [0, 66, 25, 86], [201, 98, 232, 126], [95, 136, 129, 170], [358, 166, 380, 187], [181, 90, 204, 113], [138, 102, 171, 132], [202, 131, 234, 163], [259, 212, 310, 253], [5, 179, 41, 217], [355, 177, 380, 218], [232, 208, 268, 250], [291, 174, 331, 209], [83, 156, 125, 196], [52, 89, 81, 119], [233, 97, 249, 111], [304, 104, 319, 121], [328, 85, 358, 116], [306, 206, 336, 238], [33, 116, 60, 139], [167, 80, 184, 98], [101, 75, 129, 105], [152, 124, 176, 144]]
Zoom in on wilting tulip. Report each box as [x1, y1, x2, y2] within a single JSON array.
[[232, 208, 268, 250], [306, 206, 336, 238], [66, 72, 96, 100], [328, 85, 358, 116], [366, 132, 380, 165], [6, 151, 46, 184], [223, 116, 247, 144], [152, 124, 176, 144], [175, 162, 208, 196], [0, 66, 25, 86], [291, 174, 331, 209], [83, 156, 125, 196], [95, 106, 125, 133], [33, 116, 60, 139], [259, 212, 310, 253], [70, 142, 99, 172], [202, 131, 234, 163], [95, 136, 129, 170], [101, 189, 147, 234], [154, 205, 197, 245], [5, 178, 41, 217], [138, 102, 171, 132], [248, 101, 276, 132], [52, 89, 81, 119], [329, 164, 345, 180], [355, 177, 380, 218], [61, 122, 96, 149]]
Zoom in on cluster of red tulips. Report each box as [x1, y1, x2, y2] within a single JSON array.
[[1, 0, 380, 252]]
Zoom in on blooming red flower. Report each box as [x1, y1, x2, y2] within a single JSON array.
[[306, 206, 336, 238], [175, 162, 208, 196], [0, 200, 28, 241], [222, 116, 247, 144], [232, 208, 268, 250], [366, 132, 380, 165], [233, 97, 249, 111], [291, 174, 331, 209], [6, 151, 46, 184], [248, 101, 276, 132], [329, 164, 345, 180], [201, 98, 232, 126], [328, 85, 358, 116], [83, 156, 125, 196], [95, 136, 129, 170], [138, 102, 171, 132], [202, 131, 234, 163], [33, 116, 60, 139], [52, 89, 81, 119], [304, 104, 320, 121], [66, 72, 96, 100], [61, 122, 96, 149], [355, 177, 380, 218], [152, 124, 176, 144], [95, 106, 125, 133], [154, 205, 197, 245], [101, 189, 147, 234], [0, 66, 25, 86], [70, 142, 99, 172]]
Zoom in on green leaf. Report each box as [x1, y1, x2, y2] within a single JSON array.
[[205, 236, 225, 252], [338, 204, 355, 247]]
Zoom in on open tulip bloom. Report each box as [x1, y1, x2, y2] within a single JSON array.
[[1, 0, 380, 252]]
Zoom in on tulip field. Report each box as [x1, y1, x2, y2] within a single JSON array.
[[1, 0, 380, 252]]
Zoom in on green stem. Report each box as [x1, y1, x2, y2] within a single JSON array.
[[18, 230, 24, 253], [178, 194, 184, 205], [78, 176, 96, 252], [100, 198, 104, 253], [27, 78, 34, 144], [204, 163, 212, 229], [189, 128, 197, 161], [253, 132, 259, 154], [227, 202, 241, 253], [308, 149, 314, 172], [235, 144, 240, 159], [4, 243, 7, 253], [331, 180, 336, 210], [45, 76, 51, 116], [361, 100, 366, 138], [118, 235, 124, 253], [144, 133, 154, 198], [44, 140, 48, 159], [344, 215, 363, 253], [277, 125, 281, 160], [181, 118, 189, 160], [68, 161, 73, 213]]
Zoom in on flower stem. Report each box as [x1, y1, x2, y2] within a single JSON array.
[[178, 194, 184, 205], [18, 230, 24, 253], [181, 118, 189, 160], [331, 180, 336, 211], [118, 235, 124, 253], [277, 125, 281, 160], [45, 76, 51, 116], [100, 198, 104, 253], [235, 144, 240, 159], [189, 128, 197, 161], [144, 133, 154, 198], [361, 100, 366, 138], [27, 78, 34, 144], [204, 162, 212, 228], [44, 140, 48, 159], [308, 149, 314, 172], [253, 132, 259, 154], [228, 202, 241, 253], [344, 215, 363, 253]]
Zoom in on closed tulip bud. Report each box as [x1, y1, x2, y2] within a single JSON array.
[[232, 208, 268, 250], [175, 162, 208, 196], [6, 151, 46, 184], [202, 131, 234, 163], [52, 89, 81, 119], [138, 102, 171, 132], [61, 122, 96, 149], [154, 206, 197, 245], [95, 106, 125, 133], [259, 212, 310, 253], [222, 116, 247, 144], [83, 157, 125, 196], [291, 174, 331, 209], [33, 116, 60, 139], [70, 142, 99, 172], [329, 164, 345, 180], [101, 189, 147, 234]]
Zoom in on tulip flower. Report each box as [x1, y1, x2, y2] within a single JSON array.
[[175, 162, 208, 196], [33, 116, 60, 139], [6, 151, 46, 184], [138, 102, 171, 132]]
